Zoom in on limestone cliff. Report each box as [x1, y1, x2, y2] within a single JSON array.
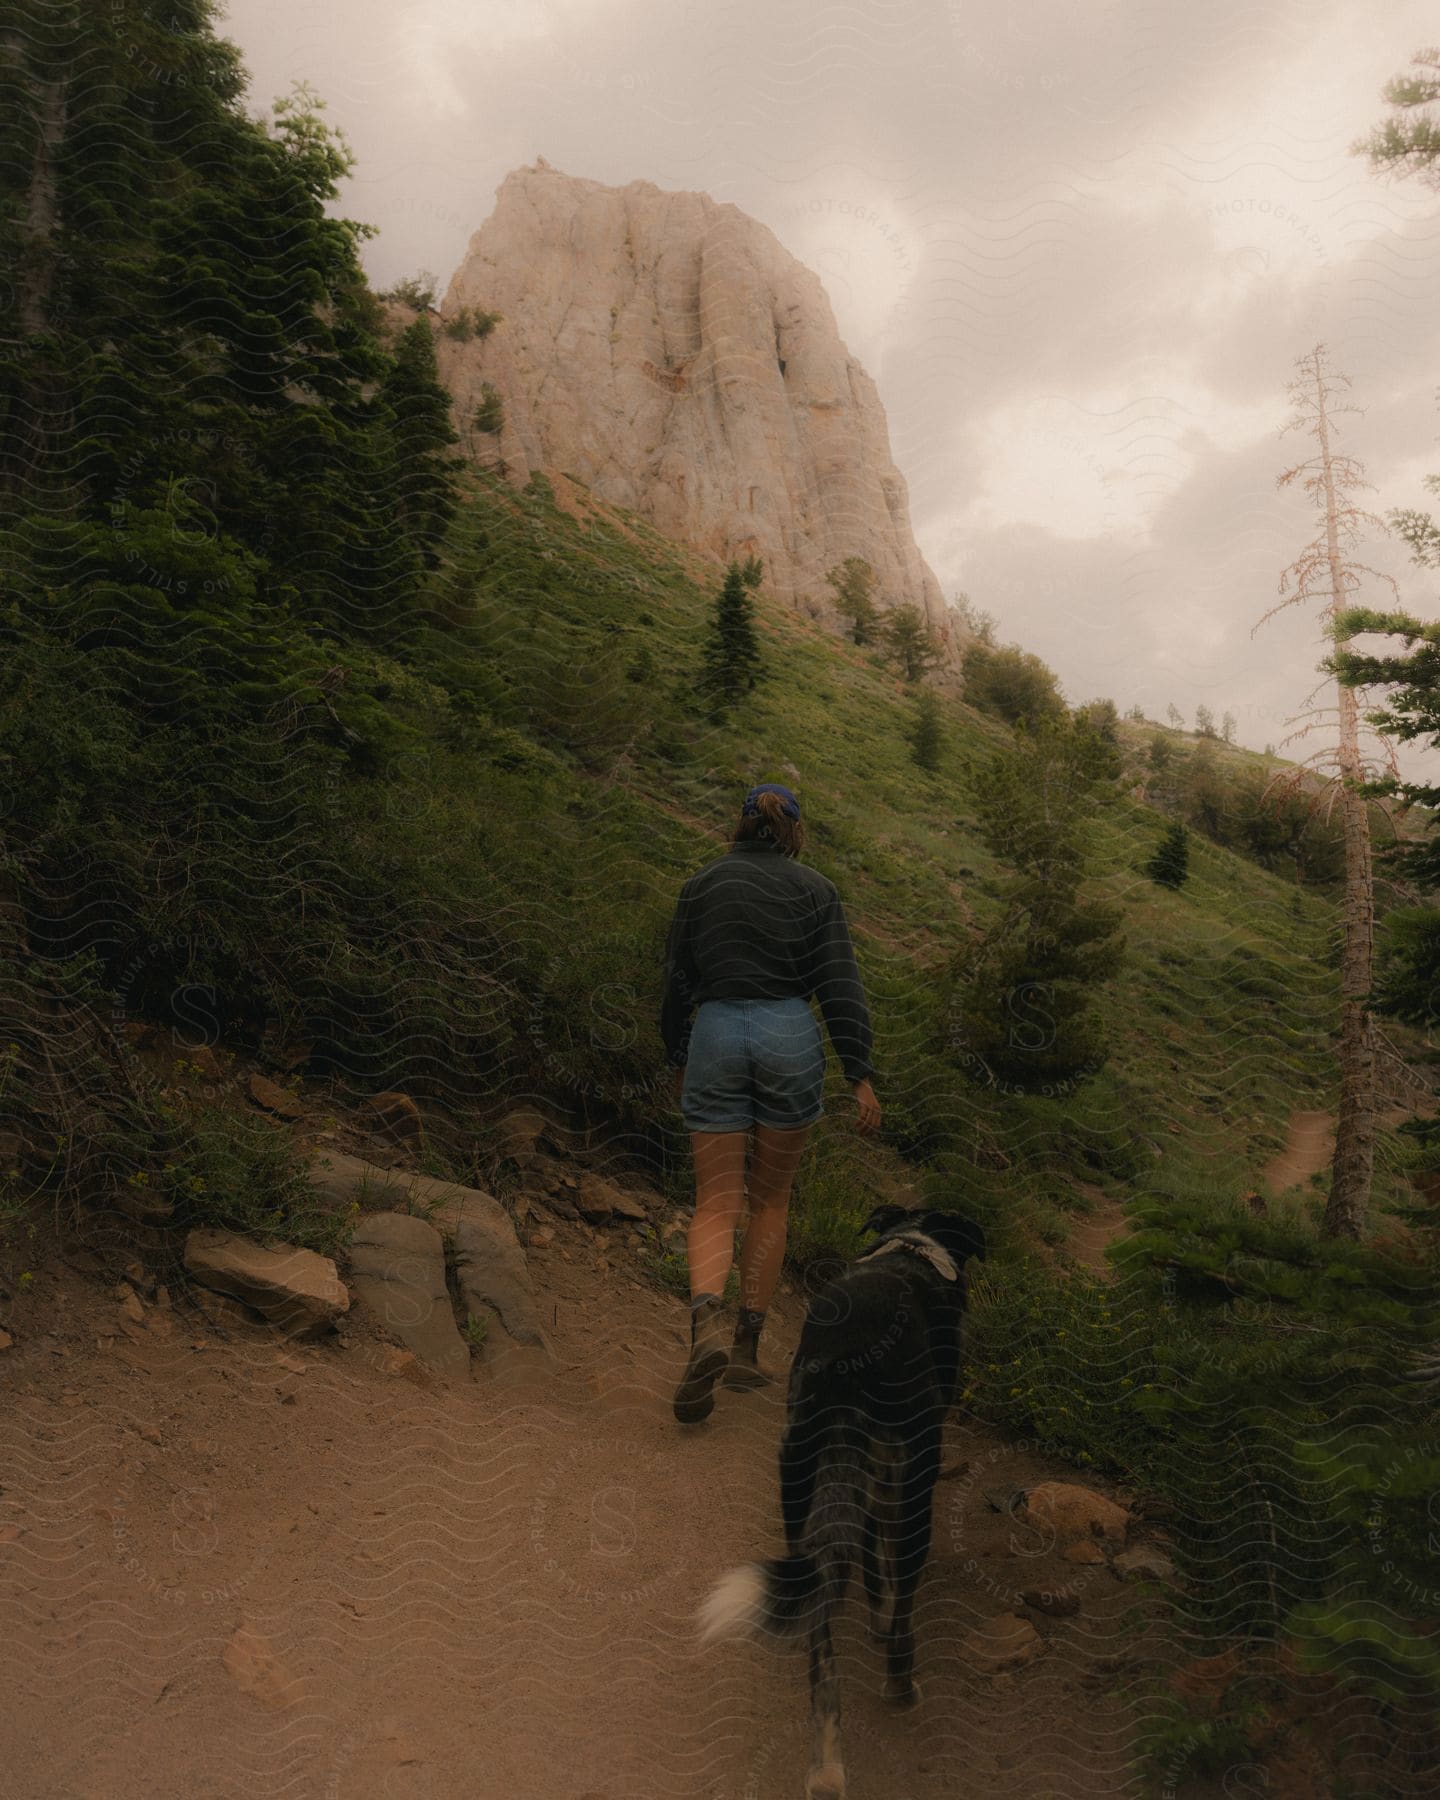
[[434, 161, 955, 649]]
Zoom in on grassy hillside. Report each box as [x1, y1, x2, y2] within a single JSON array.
[[342, 452, 1412, 1259]]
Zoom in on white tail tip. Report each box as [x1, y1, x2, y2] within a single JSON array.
[[698, 1564, 767, 1646]]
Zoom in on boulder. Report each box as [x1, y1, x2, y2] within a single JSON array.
[[363, 1091, 424, 1144], [247, 1072, 305, 1120], [452, 1213, 551, 1353], [347, 1212, 470, 1379], [1113, 1545, 1177, 1584], [184, 1229, 349, 1337], [1019, 1481, 1130, 1547], [1020, 1587, 1081, 1617], [495, 1107, 552, 1161], [574, 1173, 650, 1223], [961, 1612, 1045, 1674]]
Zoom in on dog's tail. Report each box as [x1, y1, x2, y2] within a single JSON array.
[[698, 1415, 871, 1647]]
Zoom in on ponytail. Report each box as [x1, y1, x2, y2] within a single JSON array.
[[735, 789, 806, 857]]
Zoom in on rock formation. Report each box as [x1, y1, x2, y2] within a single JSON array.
[[433, 162, 955, 649]]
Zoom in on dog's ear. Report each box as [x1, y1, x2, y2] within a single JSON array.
[[859, 1203, 910, 1238], [921, 1211, 987, 1267]]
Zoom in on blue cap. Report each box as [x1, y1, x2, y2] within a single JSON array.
[[742, 782, 801, 820]]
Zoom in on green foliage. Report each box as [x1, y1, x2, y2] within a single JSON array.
[[1333, 607, 1440, 1018], [947, 716, 1124, 1091], [738, 554, 764, 590], [384, 269, 439, 309], [1074, 697, 1119, 744], [1145, 821, 1190, 890], [380, 318, 464, 569], [824, 556, 879, 645], [442, 305, 502, 341], [164, 1105, 353, 1255], [1195, 702, 1218, 738], [474, 383, 505, 434], [960, 640, 1065, 727], [908, 686, 944, 773], [1354, 48, 1440, 189], [965, 1194, 1440, 1721], [953, 591, 997, 645], [697, 560, 763, 710], [883, 603, 939, 683]]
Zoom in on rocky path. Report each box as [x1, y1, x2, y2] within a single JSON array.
[[2, 1200, 1199, 1800]]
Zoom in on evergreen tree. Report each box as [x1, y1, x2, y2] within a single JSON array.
[[738, 554, 764, 590], [1354, 49, 1440, 189], [825, 556, 879, 645], [909, 687, 943, 772], [1145, 822, 1190, 889], [697, 560, 763, 707], [948, 717, 1124, 1091], [885, 603, 939, 683], [377, 318, 463, 571]]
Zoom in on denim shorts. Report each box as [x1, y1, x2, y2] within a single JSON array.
[[681, 996, 825, 1133]]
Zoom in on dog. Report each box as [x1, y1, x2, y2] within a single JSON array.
[[698, 1203, 987, 1800]]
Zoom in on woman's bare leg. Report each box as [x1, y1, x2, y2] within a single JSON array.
[[686, 1129, 750, 1298], [737, 1122, 813, 1316], [675, 1129, 750, 1423]]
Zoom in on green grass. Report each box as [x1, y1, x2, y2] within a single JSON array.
[[336, 461, 1395, 1261]]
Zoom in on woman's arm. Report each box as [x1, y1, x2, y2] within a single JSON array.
[[810, 888, 876, 1099]]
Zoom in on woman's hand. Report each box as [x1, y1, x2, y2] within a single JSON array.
[[851, 1078, 881, 1134]]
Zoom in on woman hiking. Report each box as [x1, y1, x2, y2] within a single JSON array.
[[660, 782, 880, 1424]]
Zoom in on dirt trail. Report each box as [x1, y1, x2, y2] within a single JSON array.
[[2, 1223, 1199, 1800], [1261, 1104, 1417, 1195], [1261, 1110, 1336, 1194]]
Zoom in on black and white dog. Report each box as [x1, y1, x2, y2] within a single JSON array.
[[698, 1204, 987, 1800]]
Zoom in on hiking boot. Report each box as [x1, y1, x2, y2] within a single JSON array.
[[722, 1345, 776, 1391], [673, 1297, 729, 1424], [723, 1308, 776, 1391]]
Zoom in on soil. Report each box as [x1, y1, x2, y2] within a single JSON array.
[[1, 1200, 1208, 1800], [1261, 1110, 1336, 1194]]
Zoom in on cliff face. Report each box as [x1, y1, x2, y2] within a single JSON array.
[[435, 161, 954, 648]]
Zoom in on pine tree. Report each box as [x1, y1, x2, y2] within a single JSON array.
[[697, 560, 763, 707], [885, 603, 939, 683], [1145, 822, 1190, 890], [1258, 345, 1396, 1240], [948, 717, 1125, 1091], [825, 556, 879, 645], [377, 318, 463, 571], [909, 687, 943, 772], [1354, 49, 1440, 189]]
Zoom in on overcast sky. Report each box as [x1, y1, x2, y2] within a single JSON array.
[[219, 0, 1440, 755]]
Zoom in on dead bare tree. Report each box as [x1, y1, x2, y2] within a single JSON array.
[[1255, 344, 1398, 1239]]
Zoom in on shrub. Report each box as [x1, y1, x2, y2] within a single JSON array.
[[961, 641, 1065, 726], [1146, 821, 1190, 889], [474, 384, 505, 433], [385, 269, 439, 309]]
